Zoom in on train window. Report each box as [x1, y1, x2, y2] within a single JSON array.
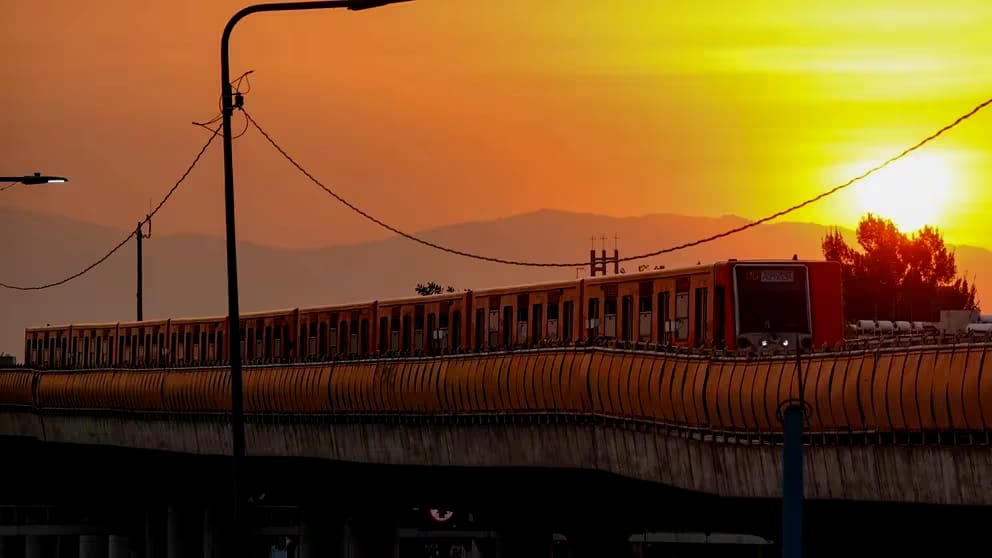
[[638, 295, 652, 340], [300, 325, 307, 353], [547, 303, 559, 340], [451, 310, 461, 350], [402, 316, 411, 353], [488, 309, 500, 348], [339, 322, 349, 355], [587, 298, 600, 337], [390, 316, 401, 352], [217, 331, 224, 362], [694, 288, 708, 346], [604, 297, 617, 338], [475, 308, 485, 349], [359, 319, 368, 355], [186, 332, 193, 362], [319, 323, 327, 356], [563, 301, 574, 342], [272, 326, 281, 359], [503, 307, 513, 347], [675, 292, 689, 341], [621, 296, 633, 342], [532, 304, 543, 344], [413, 314, 424, 352], [208, 332, 216, 361], [657, 292, 670, 345]]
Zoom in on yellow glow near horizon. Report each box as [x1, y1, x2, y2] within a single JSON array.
[[846, 151, 956, 233]]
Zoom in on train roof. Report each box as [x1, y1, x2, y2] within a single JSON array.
[[23, 257, 834, 331]]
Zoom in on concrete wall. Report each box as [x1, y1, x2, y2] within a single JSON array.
[[3, 410, 991, 506]]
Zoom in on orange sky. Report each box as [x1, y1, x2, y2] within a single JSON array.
[[2, 0, 991, 249]]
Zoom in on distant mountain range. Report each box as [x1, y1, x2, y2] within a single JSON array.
[[2, 207, 989, 360]]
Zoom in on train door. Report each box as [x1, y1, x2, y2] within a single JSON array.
[[450, 310, 461, 351], [475, 308, 485, 349], [502, 306, 512, 347], [714, 286, 726, 349], [563, 301, 575, 342], [531, 303, 543, 344], [694, 287, 708, 346], [621, 295, 633, 342]]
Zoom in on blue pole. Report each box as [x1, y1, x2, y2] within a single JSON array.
[[782, 335, 804, 558], [782, 404, 803, 558]]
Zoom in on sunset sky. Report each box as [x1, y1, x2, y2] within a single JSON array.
[[2, 0, 990, 250]]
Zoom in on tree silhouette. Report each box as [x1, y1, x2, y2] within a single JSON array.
[[821, 213, 979, 321], [415, 281, 457, 296]]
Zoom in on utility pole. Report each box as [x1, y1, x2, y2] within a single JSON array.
[[136, 215, 151, 321]]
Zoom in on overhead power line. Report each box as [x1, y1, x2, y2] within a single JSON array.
[[1, 182, 17, 192], [0, 124, 222, 291], [243, 95, 992, 268]]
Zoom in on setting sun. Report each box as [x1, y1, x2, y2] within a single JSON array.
[[852, 151, 955, 233]]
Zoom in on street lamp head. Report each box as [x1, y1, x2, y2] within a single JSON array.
[[347, 0, 414, 10], [0, 172, 69, 185]]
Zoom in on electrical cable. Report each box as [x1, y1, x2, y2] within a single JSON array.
[[242, 95, 992, 267], [0, 123, 222, 291]]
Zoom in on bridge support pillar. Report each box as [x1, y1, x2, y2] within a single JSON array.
[[25, 536, 57, 558], [565, 529, 630, 558], [167, 504, 201, 558], [144, 506, 166, 558], [202, 504, 228, 558], [107, 536, 128, 558], [0, 536, 22, 558], [299, 505, 344, 558], [495, 529, 551, 558], [346, 514, 397, 558], [79, 535, 107, 558]]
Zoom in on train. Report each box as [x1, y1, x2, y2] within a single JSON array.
[[22, 258, 844, 370]]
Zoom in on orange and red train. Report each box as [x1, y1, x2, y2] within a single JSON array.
[[22, 258, 844, 369]]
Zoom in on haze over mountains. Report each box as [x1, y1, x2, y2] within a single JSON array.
[[2, 207, 989, 361]]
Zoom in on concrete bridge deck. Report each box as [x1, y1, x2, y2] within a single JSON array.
[[3, 345, 992, 505]]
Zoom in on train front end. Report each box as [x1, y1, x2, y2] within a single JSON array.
[[727, 260, 843, 351]]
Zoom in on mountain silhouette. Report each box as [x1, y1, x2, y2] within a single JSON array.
[[2, 207, 988, 360]]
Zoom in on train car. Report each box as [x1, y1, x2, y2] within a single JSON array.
[[718, 259, 843, 350], [114, 319, 170, 368], [61, 321, 118, 369], [470, 279, 581, 350], [168, 315, 227, 366], [19, 258, 844, 369], [581, 258, 843, 351], [239, 308, 298, 363], [583, 263, 713, 347], [376, 291, 471, 355], [24, 324, 72, 369], [297, 301, 376, 360]]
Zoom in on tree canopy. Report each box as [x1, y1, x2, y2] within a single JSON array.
[[415, 281, 456, 296], [821, 213, 978, 321]]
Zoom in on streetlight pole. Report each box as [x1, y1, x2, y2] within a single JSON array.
[[219, 1, 413, 553]]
